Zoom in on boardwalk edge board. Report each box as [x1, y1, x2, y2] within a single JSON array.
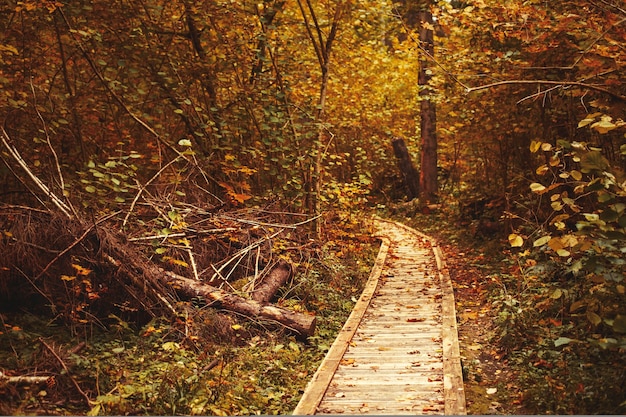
[[292, 218, 466, 415], [292, 230, 390, 415]]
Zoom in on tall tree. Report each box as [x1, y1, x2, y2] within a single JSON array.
[[417, 8, 438, 203], [395, 0, 438, 203]]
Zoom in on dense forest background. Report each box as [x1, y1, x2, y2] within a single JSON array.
[[1, 0, 625, 414]]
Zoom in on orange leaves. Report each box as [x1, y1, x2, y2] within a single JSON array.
[[15, 1, 63, 13], [219, 182, 252, 205], [218, 155, 255, 205]]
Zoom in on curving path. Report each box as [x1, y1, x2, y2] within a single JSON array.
[[293, 219, 466, 415]]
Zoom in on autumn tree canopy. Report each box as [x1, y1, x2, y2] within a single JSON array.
[[1, 0, 625, 413]]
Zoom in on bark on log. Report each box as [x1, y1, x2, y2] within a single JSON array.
[[0, 371, 50, 385], [164, 271, 316, 337], [251, 259, 292, 303], [102, 232, 316, 337], [392, 137, 420, 200]]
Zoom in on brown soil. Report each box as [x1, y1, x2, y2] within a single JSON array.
[[443, 243, 530, 415]]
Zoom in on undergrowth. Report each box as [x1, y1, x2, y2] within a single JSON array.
[[0, 215, 377, 415], [380, 200, 626, 415]]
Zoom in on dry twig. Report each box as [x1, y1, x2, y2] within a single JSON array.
[[39, 338, 92, 406]]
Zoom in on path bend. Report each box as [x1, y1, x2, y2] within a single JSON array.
[[293, 218, 466, 415]]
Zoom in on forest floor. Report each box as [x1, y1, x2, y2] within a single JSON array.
[[2, 204, 624, 415], [444, 243, 529, 415], [403, 205, 626, 416]]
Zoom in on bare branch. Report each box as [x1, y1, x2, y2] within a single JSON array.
[[0, 371, 51, 386], [28, 78, 69, 200], [39, 338, 92, 406], [1, 127, 73, 218], [33, 211, 120, 282], [123, 155, 183, 228], [295, 0, 323, 66], [465, 80, 626, 102]]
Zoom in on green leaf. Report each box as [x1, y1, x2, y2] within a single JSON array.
[[577, 117, 595, 128], [289, 341, 300, 353], [598, 192, 613, 203], [613, 315, 626, 333], [85, 185, 96, 193], [550, 289, 563, 299], [580, 151, 610, 173], [533, 235, 551, 247], [554, 337, 572, 347], [87, 403, 101, 416], [161, 341, 180, 351], [600, 209, 619, 222], [556, 248, 571, 257], [551, 201, 563, 211], [590, 119, 617, 134]]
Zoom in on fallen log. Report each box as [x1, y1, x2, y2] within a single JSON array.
[[0, 371, 50, 386], [103, 241, 316, 337], [251, 259, 292, 303], [164, 270, 316, 337], [2, 129, 315, 337]]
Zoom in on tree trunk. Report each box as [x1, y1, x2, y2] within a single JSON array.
[[392, 137, 420, 200], [251, 259, 292, 303], [166, 271, 315, 337], [418, 9, 438, 204], [296, 0, 345, 237]]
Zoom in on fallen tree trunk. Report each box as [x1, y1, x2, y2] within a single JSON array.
[[2, 129, 316, 337], [164, 271, 316, 337], [103, 239, 316, 337], [251, 259, 292, 303]]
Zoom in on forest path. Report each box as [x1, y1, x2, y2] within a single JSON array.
[[293, 218, 466, 415]]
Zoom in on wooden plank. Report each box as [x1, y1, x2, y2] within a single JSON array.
[[434, 245, 467, 415], [380, 220, 467, 415], [292, 236, 391, 415], [293, 219, 466, 415]]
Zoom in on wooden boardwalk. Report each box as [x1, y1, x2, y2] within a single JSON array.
[[293, 219, 466, 415]]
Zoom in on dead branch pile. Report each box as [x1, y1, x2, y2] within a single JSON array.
[[0, 204, 316, 336], [0, 127, 317, 337]]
